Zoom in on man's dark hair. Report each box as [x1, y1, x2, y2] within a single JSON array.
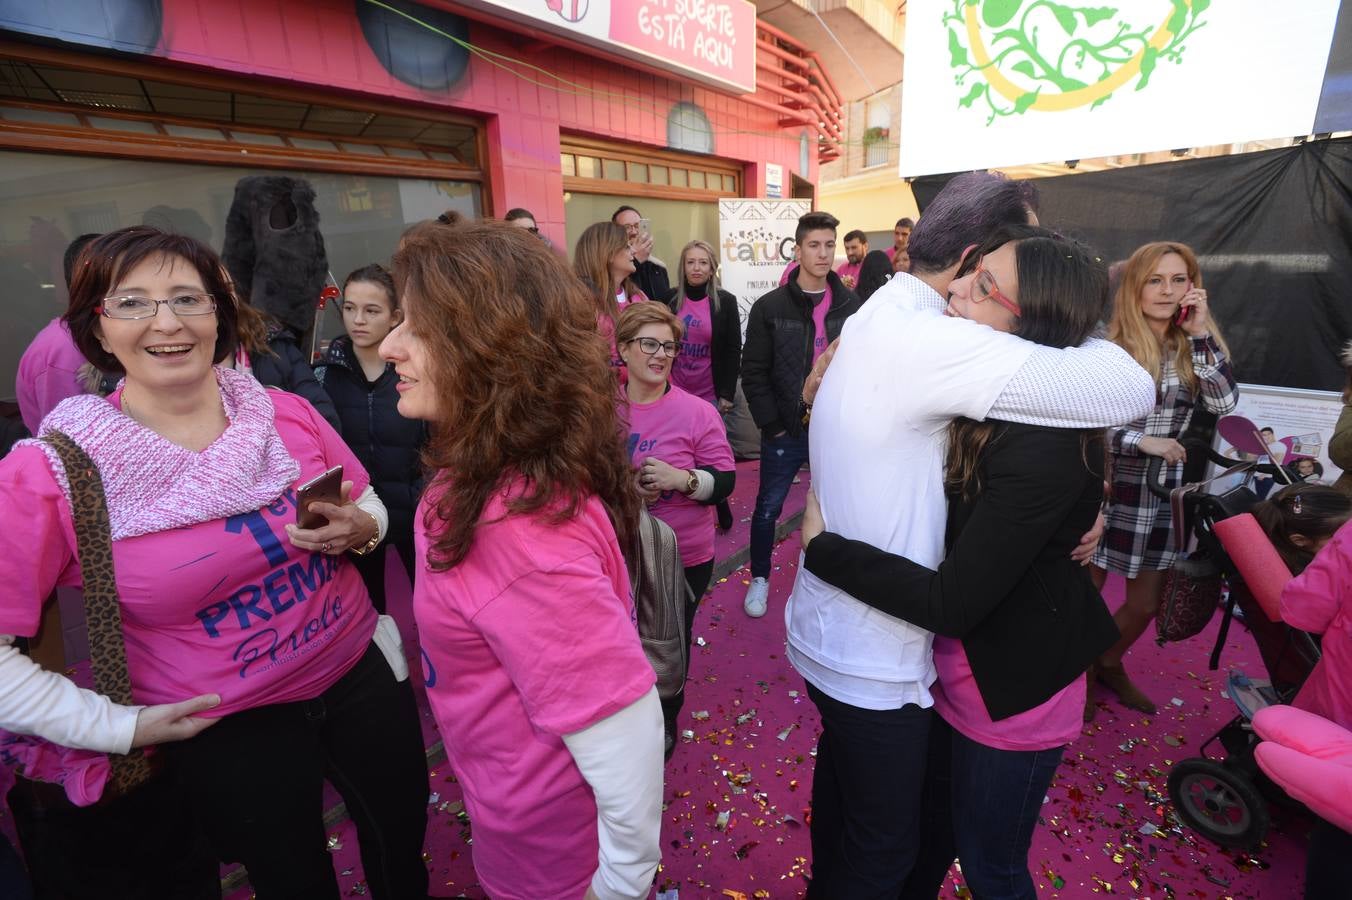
[[895, 217, 914, 229], [906, 173, 1038, 276], [795, 212, 840, 244], [63, 233, 102, 289], [1261, 427, 1275, 435], [504, 208, 536, 223], [843, 229, 867, 244], [611, 205, 641, 222]]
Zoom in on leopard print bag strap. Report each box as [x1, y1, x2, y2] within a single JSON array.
[[43, 430, 155, 798]]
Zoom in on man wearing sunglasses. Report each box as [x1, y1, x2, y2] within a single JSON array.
[[785, 173, 1157, 897]]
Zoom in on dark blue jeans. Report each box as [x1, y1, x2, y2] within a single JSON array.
[[805, 682, 932, 899], [750, 430, 810, 578], [900, 715, 1064, 900]]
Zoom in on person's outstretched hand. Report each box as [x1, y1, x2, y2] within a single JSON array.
[[131, 694, 221, 748], [802, 339, 840, 407]]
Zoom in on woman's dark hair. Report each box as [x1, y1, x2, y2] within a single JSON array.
[[1251, 483, 1352, 573], [64, 226, 239, 375], [504, 207, 536, 223], [342, 263, 399, 310], [945, 225, 1107, 497], [392, 218, 639, 569], [855, 249, 893, 301]]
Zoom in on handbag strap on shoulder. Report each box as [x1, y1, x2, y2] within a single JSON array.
[[43, 430, 153, 796]]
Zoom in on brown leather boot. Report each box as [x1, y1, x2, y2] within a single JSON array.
[[1083, 666, 1097, 723], [1096, 662, 1156, 714]]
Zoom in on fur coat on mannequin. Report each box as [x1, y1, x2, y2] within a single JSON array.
[[221, 176, 329, 350]]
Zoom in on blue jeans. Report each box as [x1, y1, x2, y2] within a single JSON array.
[[750, 430, 810, 578], [901, 716, 1064, 900], [805, 682, 932, 899]]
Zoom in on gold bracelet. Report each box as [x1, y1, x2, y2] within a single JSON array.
[[349, 511, 381, 556]]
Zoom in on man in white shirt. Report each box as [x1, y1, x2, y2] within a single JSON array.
[[787, 173, 1157, 897]]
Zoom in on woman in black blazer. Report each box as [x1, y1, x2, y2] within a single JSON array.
[[663, 238, 741, 529], [800, 226, 1119, 900]]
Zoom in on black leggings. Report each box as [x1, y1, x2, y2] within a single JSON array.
[[661, 559, 715, 735]]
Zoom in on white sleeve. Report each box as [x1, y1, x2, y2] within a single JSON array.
[[354, 485, 389, 543], [901, 315, 1036, 422], [0, 635, 140, 754], [561, 686, 663, 900], [990, 338, 1158, 428]]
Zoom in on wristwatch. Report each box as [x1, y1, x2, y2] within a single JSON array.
[[684, 469, 699, 496], [349, 511, 382, 556]]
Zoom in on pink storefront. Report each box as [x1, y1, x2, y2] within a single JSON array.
[[0, 0, 842, 396]]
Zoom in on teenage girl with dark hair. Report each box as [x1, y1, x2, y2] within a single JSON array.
[[799, 226, 1121, 898], [316, 264, 425, 614]]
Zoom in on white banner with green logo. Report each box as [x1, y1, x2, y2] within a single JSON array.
[[901, 0, 1342, 176]]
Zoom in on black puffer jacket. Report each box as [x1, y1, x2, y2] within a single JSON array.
[[315, 336, 427, 540], [741, 269, 862, 438], [251, 325, 341, 434]]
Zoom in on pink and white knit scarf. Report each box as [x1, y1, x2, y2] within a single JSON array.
[[23, 366, 300, 541]]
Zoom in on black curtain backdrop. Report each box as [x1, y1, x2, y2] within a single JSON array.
[[914, 139, 1352, 392]]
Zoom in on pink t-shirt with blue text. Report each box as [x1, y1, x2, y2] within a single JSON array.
[[0, 391, 378, 715], [414, 484, 654, 900], [931, 637, 1083, 751], [808, 286, 832, 365], [622, 385, 734, 567], [671, 294, 716, 404]]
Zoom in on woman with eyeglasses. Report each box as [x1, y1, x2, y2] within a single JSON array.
[[1088, 241, 1238, 719], [798, 225, 1121, 899], [381, 216, 662, 899], [662, 239, 740, 531], [0, 226, 429, 899], [616, 301, 736, 744]]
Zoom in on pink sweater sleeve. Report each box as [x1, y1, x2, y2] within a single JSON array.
[[1280, 521, 1352, 635]]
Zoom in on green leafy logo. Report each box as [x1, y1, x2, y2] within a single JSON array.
[[946, 0, 1209, 124]]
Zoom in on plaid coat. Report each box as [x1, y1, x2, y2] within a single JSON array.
[[1093, 335, 1238, 577]]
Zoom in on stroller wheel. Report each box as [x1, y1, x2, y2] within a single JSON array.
[[1167, 757, 1270, 850]]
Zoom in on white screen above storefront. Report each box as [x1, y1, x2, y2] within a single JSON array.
[[899, 0, 1342, 177]]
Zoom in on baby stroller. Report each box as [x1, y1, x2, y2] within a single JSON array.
[[1144, 440, 1320, 850]]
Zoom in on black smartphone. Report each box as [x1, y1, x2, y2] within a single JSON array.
[[296, 465, 343, 530]]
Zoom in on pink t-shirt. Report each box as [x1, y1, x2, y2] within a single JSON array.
[[931, 637, 1083, 751], [415, 484, 654, 900], [622, 386, 734, 567], [671, 295, 716, 404], [779, 262, 798, 286], [808, 286, 832, 365], [16, 318, 88, 434], [0, 391, 378, 715], [836, 260, 862, 287]]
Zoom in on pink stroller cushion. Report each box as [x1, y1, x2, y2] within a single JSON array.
[[1213, 513, 1291, 621]]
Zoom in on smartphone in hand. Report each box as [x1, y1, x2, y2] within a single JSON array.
[[296, 465, 343, 529], [1175, 279, 1193, 326]]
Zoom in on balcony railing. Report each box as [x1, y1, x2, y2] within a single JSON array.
[[744, 18, 844, 164]]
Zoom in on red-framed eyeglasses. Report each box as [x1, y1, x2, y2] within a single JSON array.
[[958, 244, 1021, 317]]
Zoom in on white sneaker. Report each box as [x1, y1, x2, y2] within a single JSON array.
[[743, 577, 769, 618]]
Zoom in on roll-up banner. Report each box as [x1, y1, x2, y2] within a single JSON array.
[[718, 199, 812, 338]]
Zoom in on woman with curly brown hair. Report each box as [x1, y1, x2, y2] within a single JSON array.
[[381, 214, 662, 900]]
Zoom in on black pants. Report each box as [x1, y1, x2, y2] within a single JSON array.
[[165, 643, 430, 899], [351, 538, 416, 615], [660, 559, 716, 737], [8, 769, 219, 900], [1306, 817, 1352, 899], [805, 682, 932, 899]]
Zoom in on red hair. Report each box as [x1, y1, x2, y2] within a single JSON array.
[[393, 214, 639, 568]]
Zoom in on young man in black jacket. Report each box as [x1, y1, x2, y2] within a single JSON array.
[[612, 205, 670, 300], [740, 211, 862, 618]]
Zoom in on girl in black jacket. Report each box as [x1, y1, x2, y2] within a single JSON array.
[[663, 239, 741, 531], [316, 264, 425, 613], [799, 227, 1120, 900]]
